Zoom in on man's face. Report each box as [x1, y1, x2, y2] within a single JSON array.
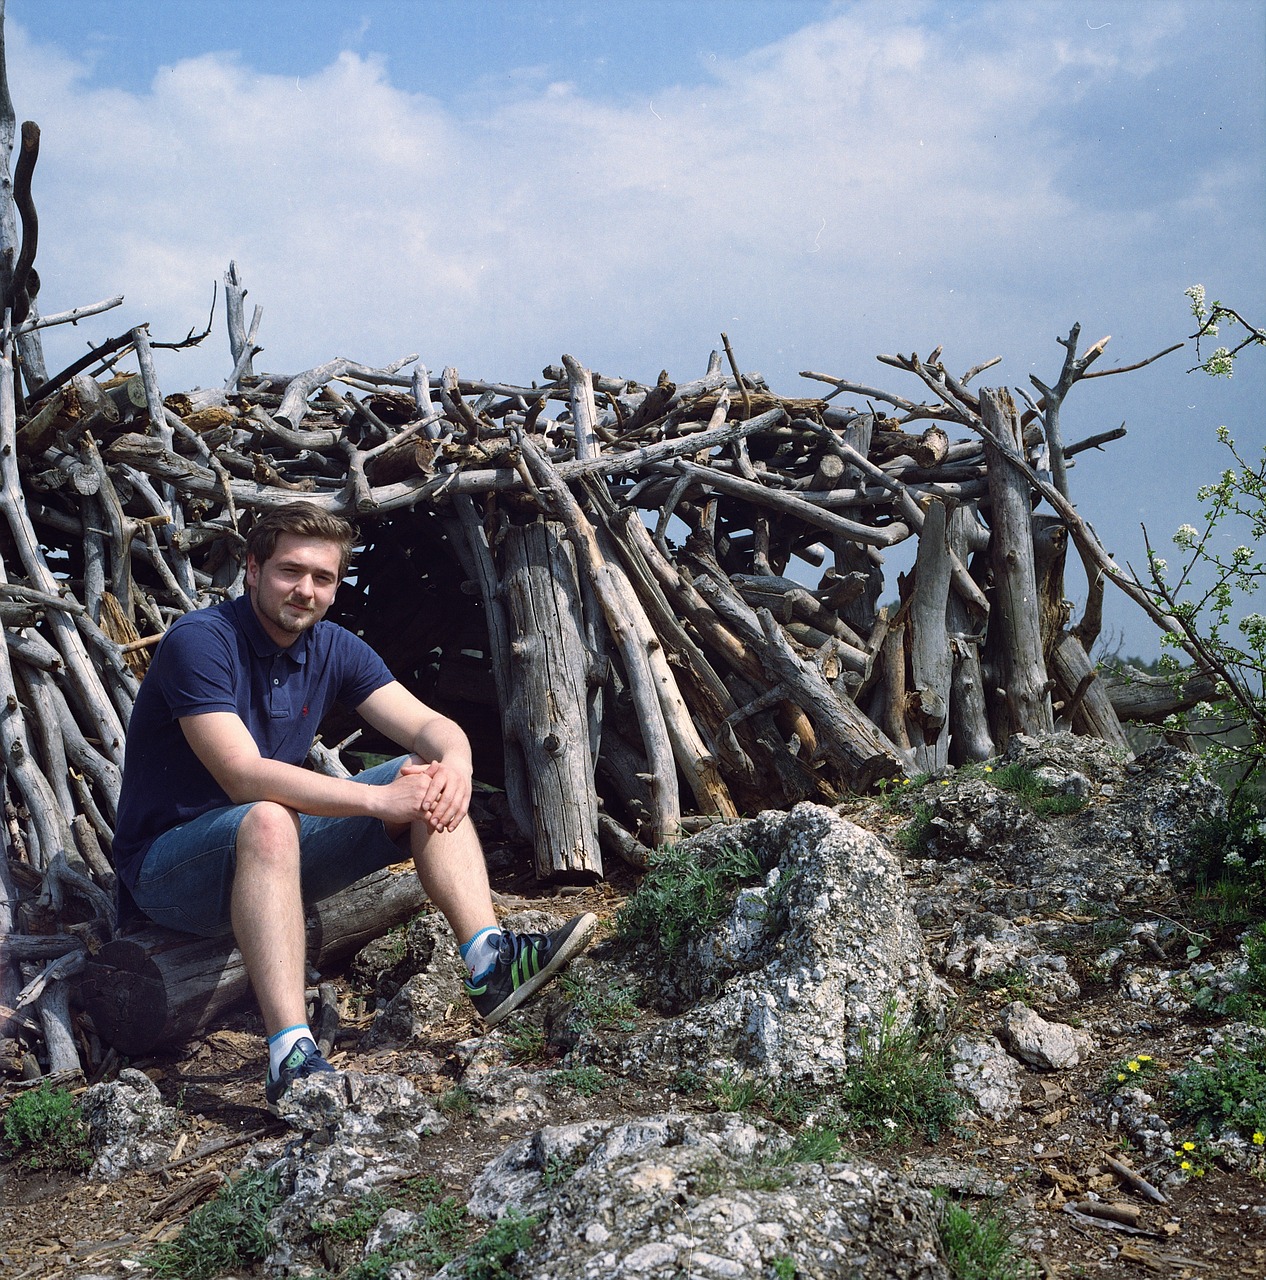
[[245, 533, 342, 646]]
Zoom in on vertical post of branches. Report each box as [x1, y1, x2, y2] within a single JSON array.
[[0, 2, 46, 391], [981, 387, 1054, 739]]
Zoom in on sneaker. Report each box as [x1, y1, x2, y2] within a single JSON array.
[[466, 913, 598, 1026], [265, 1036, 335, 1112]]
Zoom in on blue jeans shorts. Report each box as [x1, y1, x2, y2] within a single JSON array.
[[129, 756, 410, 938]]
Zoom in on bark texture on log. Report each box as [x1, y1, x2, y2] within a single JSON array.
[[80, 867, 427, 1056]]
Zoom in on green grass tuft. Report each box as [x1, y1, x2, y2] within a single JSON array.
[[146, 1168, 284, 1280], [936, 1192, 1035, 1279], [1169, 1036, 1266, 1142], [615, 840, 763, 959], [1, 1082, 91, 1172]]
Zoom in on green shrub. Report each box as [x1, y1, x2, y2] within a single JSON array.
[[615, 840, 763, 959], [551, 1065, 608, 1097], [332, 1178, 466, 1280], [1, 1081, 91, 1172], [461, 1208, 539, 1279], [502, 1021, 547, 1064], [836, 1005, 963, 1143], [147, 1168, 284, 1280], [1169, 1036, 1266, 1142], [557, 970, 640, 1031], [989, 762, 1086, 818], [936, 1193, 1034, 1279], [1225, 921, 1266, 1024]]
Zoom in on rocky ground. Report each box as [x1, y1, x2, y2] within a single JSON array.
[[3, 735, 1266, 1279]]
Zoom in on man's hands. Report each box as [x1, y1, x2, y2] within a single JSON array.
[[376, 757, 473, 834]]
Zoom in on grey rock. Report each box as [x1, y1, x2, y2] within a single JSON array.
[[948, 1034, 1022, 1120], [997, 1002, 1093, 1070], [81, 1067, 177, 1182], [574, 802, 945, 1087], [455, 1112, 950, 1280]]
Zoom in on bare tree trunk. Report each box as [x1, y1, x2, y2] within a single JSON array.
[[500, 521, 603, 880], [981, 387, 1054, 739]]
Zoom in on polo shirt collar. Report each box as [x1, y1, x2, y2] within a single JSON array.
[[230, 591, 311, 665]]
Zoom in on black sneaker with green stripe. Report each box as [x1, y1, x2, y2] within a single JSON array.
[[466, 913, 598, 1026]]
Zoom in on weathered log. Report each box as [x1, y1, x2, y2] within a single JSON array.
[[981, 386, 1054, 739], [1049, 630, 1131, 750], [946, 504, 995, 764], [1097, 664, 1219, 724], [517, 432, 682, 843], [80, 866, 428, 1056], [906, 498, 953, 773], [500, 521, 603, 880]]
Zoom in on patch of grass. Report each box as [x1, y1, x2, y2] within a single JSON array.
[[461, 1208, 539, 1279], [989, 762, 1086, 818], [835, 1004, 964, 1144], [1169, 1036, 1266, 1142], [706, 1069, 769, 1113], [1179, 796, 1266, 921], [615, 840, 763, 960], [2, 1081, 92, 1172], [557, 970, 640, 1031], [1225, 921, 1266, 1024], [974, 968, 1035, 1000], [147, 1168, 284, 1280], [502, 1022, 547, 1064], [935, 1192, 1035, 1280], [541, 1152, 581, 1187], [439, 1086, 475, 1118], [551, 1065, 608, 1097], [896, 800, 935, 853], [343, 1182, 468, 1280], [1101, 1051, 1160, 1096]]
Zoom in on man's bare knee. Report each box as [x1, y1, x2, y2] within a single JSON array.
[[236, 801, 301, 868]]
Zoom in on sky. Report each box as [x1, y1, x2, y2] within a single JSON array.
[[4, 0, 1264, 659]]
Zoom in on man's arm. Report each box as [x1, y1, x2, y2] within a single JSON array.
[[354, 681, 474, 832], [178, 708, 449, 829]]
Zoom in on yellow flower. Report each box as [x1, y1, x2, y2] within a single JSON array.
[[984, 766, 993, 773], [1180, 1160, 1191, 1171], [1182, 1141, 1196, 1152], [1253, 1132, 1265, 1146], [940, 780, 949, 786], [1117, 1073, 1126, 1082], [1137, 1053, 1152, 1062], [1128, 1061, 1141, 1072]]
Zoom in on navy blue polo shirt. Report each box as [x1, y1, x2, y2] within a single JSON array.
[[112, 593, 393, 891]]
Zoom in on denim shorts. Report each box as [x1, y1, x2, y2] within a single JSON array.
[[129, 756, 410, 937]]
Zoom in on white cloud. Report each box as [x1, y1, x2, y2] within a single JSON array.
[[2, 3, 1258, 405]]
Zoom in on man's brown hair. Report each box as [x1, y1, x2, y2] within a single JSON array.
[[246, 501, 358, 578]]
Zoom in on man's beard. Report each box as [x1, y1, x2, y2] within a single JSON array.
[[256, 589, 322, 636]]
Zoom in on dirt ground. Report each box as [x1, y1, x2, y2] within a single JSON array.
[[3, 818, 1266, 1280]]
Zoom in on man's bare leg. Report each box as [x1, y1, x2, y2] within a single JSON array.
[[407, 815, 498, 943], [231, 801, 309, 1039]]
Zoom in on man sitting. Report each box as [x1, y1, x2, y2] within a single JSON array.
[[112, 500, 595, 1109]]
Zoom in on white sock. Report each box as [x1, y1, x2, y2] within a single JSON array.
[[460, 926, 503, 981], [267, 1024, 313, 1077]]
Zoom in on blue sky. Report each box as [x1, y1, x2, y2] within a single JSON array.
[[4, 0, 1264, 657]]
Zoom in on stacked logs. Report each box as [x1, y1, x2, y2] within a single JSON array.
[[0, 258, 1207, 1076]]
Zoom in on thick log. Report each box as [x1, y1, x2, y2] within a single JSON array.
[[517, 432, 682, 843], [1097, 664, 1219, 724], [946, 504, 995, 764], [80, 866, 428, 1056], [1050, 630, 1131, 751], [906, 498, 953, 773], [980, 386, 1054, 739], [500, 521, 603, 880], [695, 577, 908, 791]]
